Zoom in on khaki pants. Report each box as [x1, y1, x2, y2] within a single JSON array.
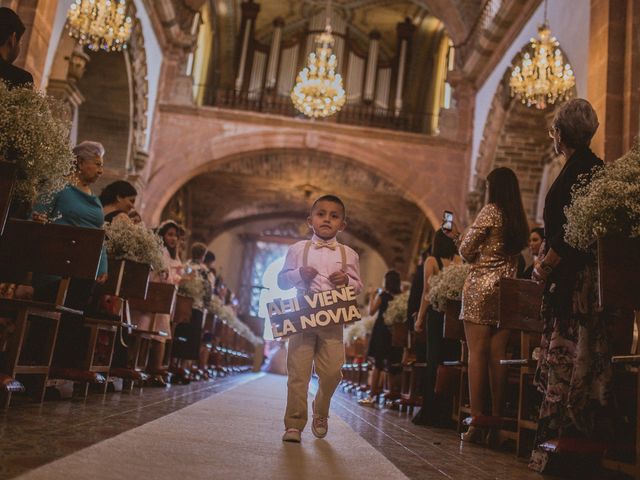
[[284, 324, 345, 430]]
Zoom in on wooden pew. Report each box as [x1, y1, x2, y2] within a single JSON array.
[[169, 294, 196, 383], [399, 329, 427, 413], [95, 259, 152, 391], [0, 219, 104, 407], [126, 282, 177, 383], [497, 277, 544, 456], [440, 300, 469, 431], [48, 259, 151, 397]]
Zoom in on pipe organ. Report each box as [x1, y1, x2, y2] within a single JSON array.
[[233, 2, 416, 113]]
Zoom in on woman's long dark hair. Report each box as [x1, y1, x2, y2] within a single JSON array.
[[384, 270, 402, 295], [487, 167, 529, 256]]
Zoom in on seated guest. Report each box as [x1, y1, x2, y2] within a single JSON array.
[[132, 220, 184, 385], [100, 180, 137, 224], [448, 167, 529, 443], [31, 141, 109, 368], [518, 227, 544, 279], [33, 140, 108, 286], [0, 7, 33, 89]]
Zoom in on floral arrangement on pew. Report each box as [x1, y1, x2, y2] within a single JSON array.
[[564, 141, 640, 250], [178, 274, 205, 309], [0, 82, 75, 208], [383, 291, 410, 327], [343, 311, 375, 345], [104, 219, 167, 272], [206, 295, 263, 345], [428, 263, 471, 313]]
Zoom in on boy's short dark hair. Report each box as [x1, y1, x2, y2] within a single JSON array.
[[191, 242, 208, 260], [311, 194, 346, 218], [0, 8, 25, 46], [204, 251, 216, 264]]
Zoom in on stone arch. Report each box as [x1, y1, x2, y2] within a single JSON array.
[[46, 2, 149, 192], [473, 44, 578, 221], [157, 148, 430, 271], [141, 115, 468, 233]]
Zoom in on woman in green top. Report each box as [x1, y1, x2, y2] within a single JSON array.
[[32, 141, 108, 368], [33, 140, 108, 281]]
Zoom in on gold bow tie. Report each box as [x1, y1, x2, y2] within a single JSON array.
[[313, 241, 337, 250]]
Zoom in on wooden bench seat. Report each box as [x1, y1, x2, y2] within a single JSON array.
[[0, 219, 105, 407]]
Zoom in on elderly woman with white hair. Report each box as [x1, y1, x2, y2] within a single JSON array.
[[33, 140, 108, 281], [31, 141, 109, 367], [529, 99, 622, 472]]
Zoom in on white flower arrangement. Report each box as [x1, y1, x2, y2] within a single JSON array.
[[428, 263, 471, 313], [104, 219, 167, 271], [0, 82, 75, 204], [383, 291, 410, 327], [565, 142, 640, 250], [178, 274, 206, 309], [344, 311, 374, 344], [206, 295, 263, 345]]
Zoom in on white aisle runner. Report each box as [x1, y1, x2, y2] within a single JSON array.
[[17, 374, 408, 480]]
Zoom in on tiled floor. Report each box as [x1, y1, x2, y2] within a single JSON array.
[[0, 374, 259, 479], [0, 374, 632, 480]]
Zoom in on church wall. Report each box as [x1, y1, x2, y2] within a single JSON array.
[[470, 0, 591, 189]]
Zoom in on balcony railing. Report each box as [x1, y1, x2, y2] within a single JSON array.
[[193, 85, 436, 134]]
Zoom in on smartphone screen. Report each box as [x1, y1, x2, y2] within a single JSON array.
[[442, 210, 454, 231]]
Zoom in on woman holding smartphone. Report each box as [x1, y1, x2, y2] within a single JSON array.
[[446, 167, 529, 443]]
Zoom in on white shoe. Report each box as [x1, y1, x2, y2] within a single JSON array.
[[282, 428, 301, 443], [311, 414, 328, 438]]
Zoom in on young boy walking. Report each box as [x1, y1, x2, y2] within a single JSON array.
[[278, 195, 362, 443]]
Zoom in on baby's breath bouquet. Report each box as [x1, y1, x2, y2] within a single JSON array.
[[0, 82, 75, 204], [383, 291, 410, 326], [178, 274, 205, 308], [565, 142, 640, 250], [344, 313, 375, 344], [104, 219, 167, 271], [428, 263, 471, 312]]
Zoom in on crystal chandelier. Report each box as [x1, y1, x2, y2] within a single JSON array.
[[66, 0, 132, 52], [291, 2, 345, 118], [509, 2, 575, 109]]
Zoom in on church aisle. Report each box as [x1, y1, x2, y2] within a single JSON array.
[[328, 388, 544, 480], [14, 374, 407, 480]]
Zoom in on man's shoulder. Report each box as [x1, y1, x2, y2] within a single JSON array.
[[289, 239, 312, 250], [0, 61, 34, 88]]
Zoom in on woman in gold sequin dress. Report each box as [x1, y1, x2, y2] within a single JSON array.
[[450, 167, 529, 443]]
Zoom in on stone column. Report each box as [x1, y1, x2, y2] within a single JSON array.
[[588, 0, 627, 161], [394, 18, 415, 113], [363, 30, 380, 103], [46, 43, 90, 144], [265, 17, 284, 90], [235, 0, 260, 92]]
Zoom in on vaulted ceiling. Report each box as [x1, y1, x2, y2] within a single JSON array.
[[164, 150, 431, 273]]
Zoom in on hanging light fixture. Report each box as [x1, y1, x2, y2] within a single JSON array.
[[66, 0, 133, 52], [509, 0, 575, 109], [291, 0, 346, 118]]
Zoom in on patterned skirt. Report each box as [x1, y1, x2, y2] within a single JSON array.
[[529, 263, 618, 472]]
